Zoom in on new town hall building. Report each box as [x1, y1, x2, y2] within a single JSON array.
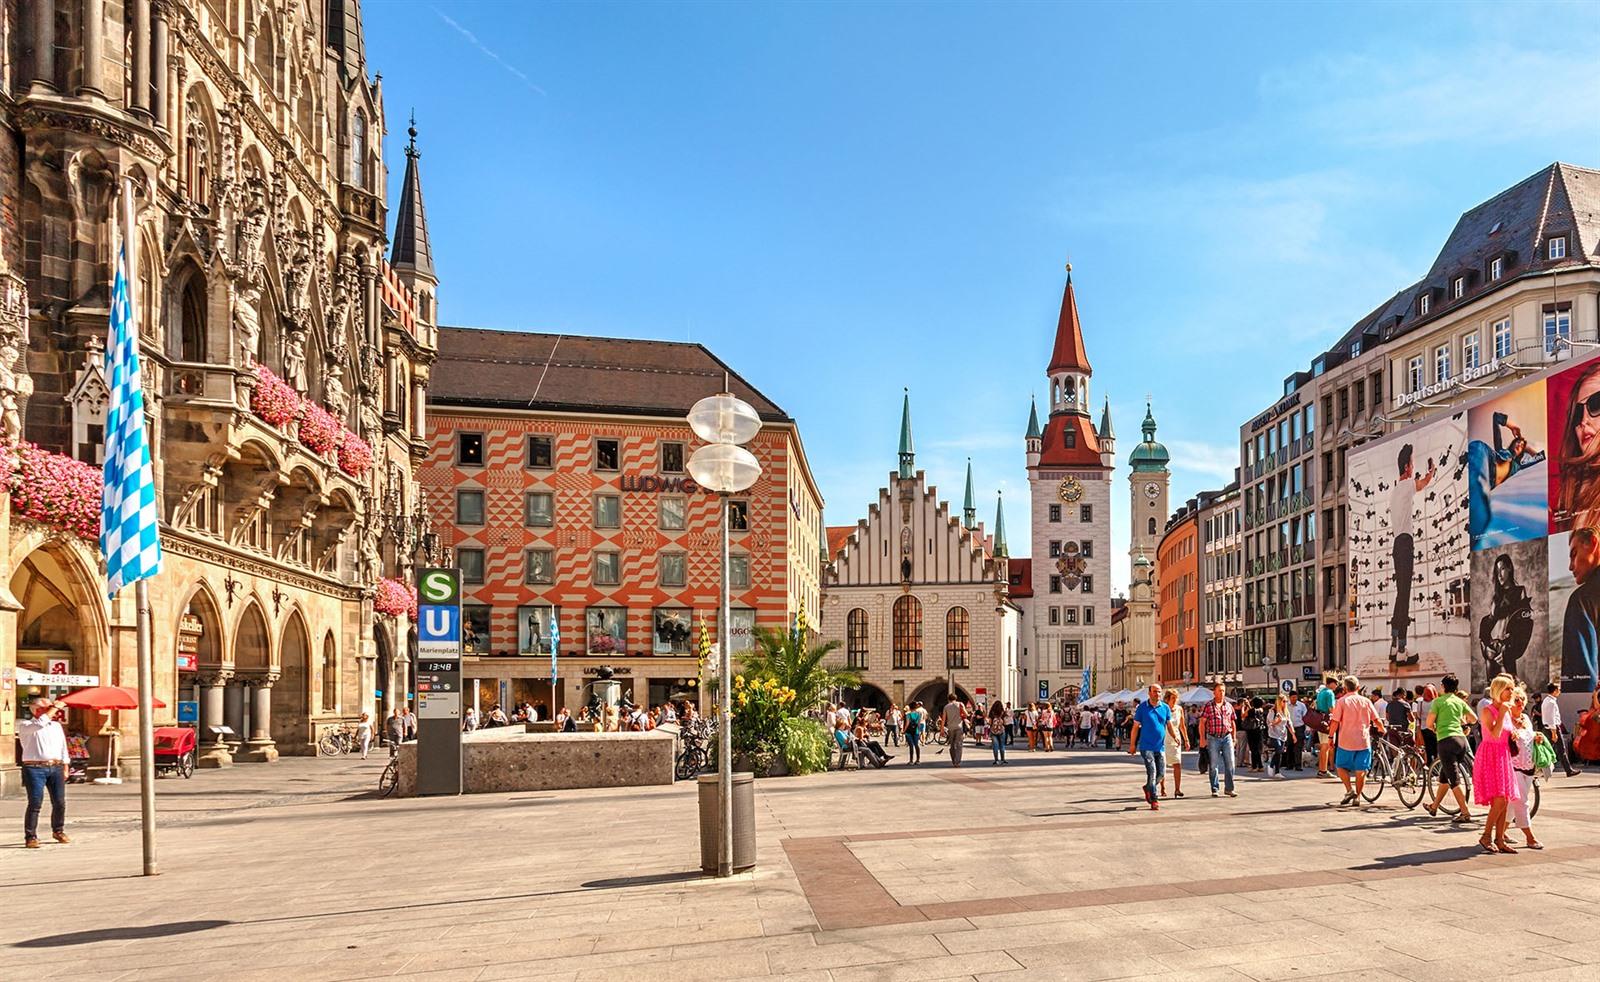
[[1, 0, 437, 789]]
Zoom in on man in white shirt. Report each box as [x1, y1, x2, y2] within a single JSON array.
[[1390, 444, 1437, 667], [1540, 683, 1582, 777], [18, 697, 71, 848], [1288, 692, 1308, 772]]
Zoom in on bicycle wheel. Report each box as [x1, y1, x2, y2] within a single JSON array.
[[931, 729, 947, 747], [378, 761, 398, 797], [317, 731, 342, 757], [1361, 749, 1388, 802], [1394, 751, 1426, 809]]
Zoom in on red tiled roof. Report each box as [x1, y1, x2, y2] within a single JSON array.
[[826, 525, 856, 559], [1007, 558, 1032, 598], [1048, 272, 1092, 375], [1037, 414, 1103, 467]]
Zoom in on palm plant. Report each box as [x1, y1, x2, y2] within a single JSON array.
[[738, 622, 861, 713]]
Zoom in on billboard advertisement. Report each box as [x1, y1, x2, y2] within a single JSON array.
[[1349, 350, 1600, 702]]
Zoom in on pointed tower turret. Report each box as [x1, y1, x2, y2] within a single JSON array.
[[390, 114, 438, 325], [1098, 396, 1116, 468], [961, 458, 977, 528], [993, 491, 1008, 558], [1047, 264, 1093, 418], [327, 0, 368, 81], [1129, 401, 1169, 474], [897, 388, 915, 480], [1024, 395, 1042, 468]]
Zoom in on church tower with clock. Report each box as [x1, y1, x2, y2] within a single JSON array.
[[1124, 403, 1170, 690], [1024, 266, 1115, 699]]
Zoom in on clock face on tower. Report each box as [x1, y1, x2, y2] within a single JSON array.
[[1143, 481, 1161, 500], [1058, 478, 1084, 503]]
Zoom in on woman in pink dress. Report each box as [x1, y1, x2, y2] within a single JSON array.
[[1474, 674, 1522, 855]]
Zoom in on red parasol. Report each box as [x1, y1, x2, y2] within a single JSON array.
[[57, 686, 167, 710]]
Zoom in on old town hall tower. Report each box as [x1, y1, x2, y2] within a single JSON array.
[[1024, 267, 1114, 697]]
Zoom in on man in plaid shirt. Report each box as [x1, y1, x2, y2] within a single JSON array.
[[1199, 682, 1239, 797]]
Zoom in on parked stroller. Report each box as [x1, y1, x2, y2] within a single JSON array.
[[153, 726, 198, 779]]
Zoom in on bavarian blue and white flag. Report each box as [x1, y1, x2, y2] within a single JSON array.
[[100, 241, 163, 596]]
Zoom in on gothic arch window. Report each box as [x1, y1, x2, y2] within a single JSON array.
[[350, 111, 366, 188], [320, 632, 338, 712], [137, 248, 157, 339], [1148, 517, 1157, 536], [892, 595, 922, 670], [176, 267, 207, 362], [945, 606, 970, 669], [184, 90, 214, 210], [846, 608, 868, 669], [1065, 377, 1077, 408], [254, 18, 276, 95]]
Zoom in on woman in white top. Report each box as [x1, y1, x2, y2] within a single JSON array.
[[1159, 689, 1188, 798], [1266, 695, 1290, 779], [1507, 687, 1543, 850], [1040, 704, 1056, 752], [355, 712, 374, 758]]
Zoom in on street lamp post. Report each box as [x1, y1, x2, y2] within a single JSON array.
[[687, 386, 762, 878]]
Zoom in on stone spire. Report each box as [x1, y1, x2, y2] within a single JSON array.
[[390, 113, 435, 283], [327, 0, 368, 81], [1099, 396, 1115, 444], [993, 491, 1008, 558], [898, 387, 915, 480], [962, 458, 976, 529]]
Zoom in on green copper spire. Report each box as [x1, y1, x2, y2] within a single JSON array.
[[1099, 395, 1115, 442], [1025, 395, 1042, 441], [962, 458, 976, 528], [993, 491, 1008, 558], [1129, 399, 1170, 473], [898, 387, 915, 479], [1142, 400, 1158, 441]]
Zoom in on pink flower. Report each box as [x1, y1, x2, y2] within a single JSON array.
[[373, 577, 418, 618], [8, 442, 103, 540], [298, 402, 340, 457], [251, 365, 301, 427], [337, 433, 374, 477]]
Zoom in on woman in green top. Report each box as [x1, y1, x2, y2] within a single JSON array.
[[1423, 674, 1478, 821], [903, 702, 925, 766]]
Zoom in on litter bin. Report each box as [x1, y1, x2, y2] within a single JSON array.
[[697, 772, 756, 873]]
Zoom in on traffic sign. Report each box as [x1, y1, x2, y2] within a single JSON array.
[[419, 606, 460, 643], [177, 700, 199, 724], [1280, 679, 1295, 694], [1039, 680, 1049, 699]]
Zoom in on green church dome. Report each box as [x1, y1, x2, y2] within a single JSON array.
[[1128, 402, 1169, 473]]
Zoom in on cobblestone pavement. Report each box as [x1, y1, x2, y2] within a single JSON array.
[[5, 745, 1600, 981]]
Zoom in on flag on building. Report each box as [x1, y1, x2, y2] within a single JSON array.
[[101, 238, 163, 596]]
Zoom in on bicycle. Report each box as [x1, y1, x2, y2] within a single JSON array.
[[377, 746, 399, 797], [318, 725, 356, 757], [675, 718, 712, 781]]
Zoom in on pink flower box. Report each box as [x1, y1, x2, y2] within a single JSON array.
[[337, 433, 374, 477], [251, 365, 301, 427], [373, 577, 418, 618], [298, 402, 340, 457], [8, 442, 102, 540]]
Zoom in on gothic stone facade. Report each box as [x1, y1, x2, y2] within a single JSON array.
[[0, 0, 437, 789]]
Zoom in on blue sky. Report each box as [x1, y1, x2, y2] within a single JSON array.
[[368, 0, 1598, 593]]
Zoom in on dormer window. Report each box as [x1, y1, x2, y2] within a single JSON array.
[[1548, 236, 1567, 260], [1452, 277, 1465, 299], [1418, 293, 1431, 316], [1349, 340, 1361, 358], [1490, 256, 1504, 280]]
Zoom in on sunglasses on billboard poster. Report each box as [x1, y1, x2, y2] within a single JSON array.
[[1574, 390, 1600, 421]]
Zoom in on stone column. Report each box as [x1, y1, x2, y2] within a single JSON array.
[[242, 674, 280, 762], [197, 672, 234, 768], [31, 0, 56, 90], [151, 5, 169, 128], [81, 0, 104, 95], [131, 0, 151, 117], [223, 680, 245, 752]]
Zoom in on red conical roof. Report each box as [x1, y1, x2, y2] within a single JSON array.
[[1048, 269, 1092, 375]]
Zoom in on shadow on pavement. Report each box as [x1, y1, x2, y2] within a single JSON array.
[[14, 920, 232, 948], [1349, 845, 1484, 870]]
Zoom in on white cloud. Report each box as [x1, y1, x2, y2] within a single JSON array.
[[1168, 440, 1241, 484], [1260, 41, 1597, 151]]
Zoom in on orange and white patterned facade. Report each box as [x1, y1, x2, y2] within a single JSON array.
[[422, 333, 822, 714]]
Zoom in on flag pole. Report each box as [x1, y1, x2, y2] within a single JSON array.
[[121, 177, 159, 876]]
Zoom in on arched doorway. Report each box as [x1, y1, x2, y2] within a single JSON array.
[[836, 683, 891, 713], [9, 538, 110, 771], [177, 587, 225, 739], [907, 680, 972, 708], [272, 611, 312, 754]]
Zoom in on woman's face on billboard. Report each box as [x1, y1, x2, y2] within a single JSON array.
[[1575, 372, 1600, 456]]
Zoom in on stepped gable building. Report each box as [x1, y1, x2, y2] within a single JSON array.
[[423, 328, 823, 715], [0, 1, 438, 789], [818, 393, 1020, 710], [1021, 267, 1115, 700], [1238, 162, 1599, 687]]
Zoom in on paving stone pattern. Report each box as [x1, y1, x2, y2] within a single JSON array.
[[4, 748, 1600, 981]]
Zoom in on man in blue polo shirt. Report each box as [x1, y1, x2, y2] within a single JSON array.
[[1128, 683, 1171, 811]]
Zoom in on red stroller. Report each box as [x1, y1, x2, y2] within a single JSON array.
[[153, 726, 198, 779]]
